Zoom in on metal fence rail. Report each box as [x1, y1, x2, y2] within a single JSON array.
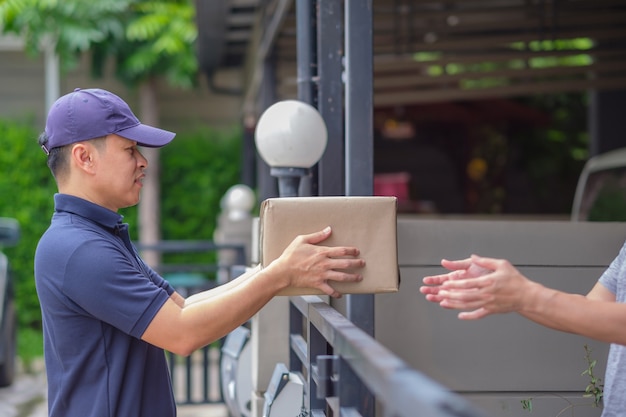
[[289, 295, 490, 417], [135, 240, 246, 276]]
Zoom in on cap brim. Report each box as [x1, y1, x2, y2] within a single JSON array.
[[116, 123, 176, 148]]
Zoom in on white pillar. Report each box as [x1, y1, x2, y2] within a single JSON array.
[[43, 38, 60, 114]]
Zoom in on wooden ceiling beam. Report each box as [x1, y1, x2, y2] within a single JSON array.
[[373, 60, 626, 90], [372, 76, 626, 106]]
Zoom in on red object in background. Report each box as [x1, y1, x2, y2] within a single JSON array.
[[374, 172, 411, 202]]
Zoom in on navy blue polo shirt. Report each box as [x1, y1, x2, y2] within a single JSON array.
[[35, 194, 177, 417]]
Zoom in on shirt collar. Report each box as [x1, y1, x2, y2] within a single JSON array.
[[53, 193, 124, 231]]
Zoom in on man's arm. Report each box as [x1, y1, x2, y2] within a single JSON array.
[[143, 227, 364, 356], [587, 281, 616, 302], [144, 266, 287, 356], [516, 279, 626, 345], [182, 265, 261, 307], [167, 266, 261, 308], [170, 291, 185, 307], [421, 255, 626, 346]]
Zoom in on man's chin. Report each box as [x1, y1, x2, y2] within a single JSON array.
[[121, 198, 141, 210]]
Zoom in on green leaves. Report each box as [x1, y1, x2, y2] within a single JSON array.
[[520, 398, 533, 412], [0, 0, 198, 88], [119, 0, 198, 87], [521, 345, 604, 414], [0, 117, 56, 336], [581, 345, 604, 407], [160, 126, 242, 241], [0, 0, 132, 70]]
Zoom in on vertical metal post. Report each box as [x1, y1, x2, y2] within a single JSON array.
[[308, 319, 329, 412], [343, 1, 375, 415], [317, 0, 345, 196], [288, 302, 302, 371], [297, 0, 318, 197], [343, 0, 375, 334], [294, 2, 322, 413], [345, 0, 374, 197], [241, 125, 257, 188], [256, 58, 279, 201], [297, 0, 316, 105]]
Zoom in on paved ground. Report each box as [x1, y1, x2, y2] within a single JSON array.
[[0, 358, 229, 417], [0, 359, 47, 417], [178, 403, 229, 417]]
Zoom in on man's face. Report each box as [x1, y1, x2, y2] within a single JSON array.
[[91, 134, 148, 211]]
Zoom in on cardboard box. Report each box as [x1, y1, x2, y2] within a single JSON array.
[[259, 196, 399, 295]]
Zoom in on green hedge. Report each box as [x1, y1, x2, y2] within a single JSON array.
[[0, 117, 242, 360], [0, 117, 56, 333]]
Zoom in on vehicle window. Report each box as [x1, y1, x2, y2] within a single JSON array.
[[579, 167, 626, 221]]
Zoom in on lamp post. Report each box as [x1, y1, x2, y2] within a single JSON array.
[[255, 100, 328, 197], [250, 100, 328, 417]]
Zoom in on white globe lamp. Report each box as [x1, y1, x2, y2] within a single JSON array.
[[255, 100, 328, 197]]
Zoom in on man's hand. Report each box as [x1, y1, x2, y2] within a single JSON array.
[[420, 257, 490, 302], [421, 255, 533, 319], [269, 226, 365, 298]]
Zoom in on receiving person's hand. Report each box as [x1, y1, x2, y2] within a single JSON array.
[[421, 255, 532, 319], [269, 226, 365, 298], [420, 257, 491, 302]]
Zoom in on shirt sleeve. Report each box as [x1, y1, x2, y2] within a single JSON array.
[[140, 258, 175, 296], [598, 240, 626, 295], [63, 237, 171, 338]]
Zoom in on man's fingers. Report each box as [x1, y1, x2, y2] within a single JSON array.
[[423, 271, 459, 285], [324, 246, 361, 258], [321, 255, 365, 273], [424, 293, 445, 303], [439, 296, 486, 311], [320, 283, 342, 298], [419, 285, 440, 295], [439, 288, 484, 301], [421, 255, 504, 321], [458, 308, 490, 320], [442, 275, 491, 290], [318, 271, 363, 298], [301, 226, 332, 245], [470, 255, 503, 272], [441, 258, 472, 271], [325, 270, 363, 283]]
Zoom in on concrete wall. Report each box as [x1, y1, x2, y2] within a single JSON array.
[[0, 50, 47, 124], [376, 218, 626, 416], [0, 50, 244, 132]]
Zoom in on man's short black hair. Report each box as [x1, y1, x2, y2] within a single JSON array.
[[38, 132, 107, 182], [39, 131, 69, 181]]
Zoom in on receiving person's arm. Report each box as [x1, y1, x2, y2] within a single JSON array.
[[421, 254, 626, 346]]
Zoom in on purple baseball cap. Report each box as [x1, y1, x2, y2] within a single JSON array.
[[42, 88, 175, 155]]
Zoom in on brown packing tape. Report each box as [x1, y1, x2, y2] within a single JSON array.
[[259, 196, 400, 296]]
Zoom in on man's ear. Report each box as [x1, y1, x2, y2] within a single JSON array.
[[70, 143, 96, 173]]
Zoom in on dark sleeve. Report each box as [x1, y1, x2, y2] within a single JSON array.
[[138, 256, 176, 296], [63, 239, 171, 338]]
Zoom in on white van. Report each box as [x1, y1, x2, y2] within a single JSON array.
[[571, 147, 626, 221]]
